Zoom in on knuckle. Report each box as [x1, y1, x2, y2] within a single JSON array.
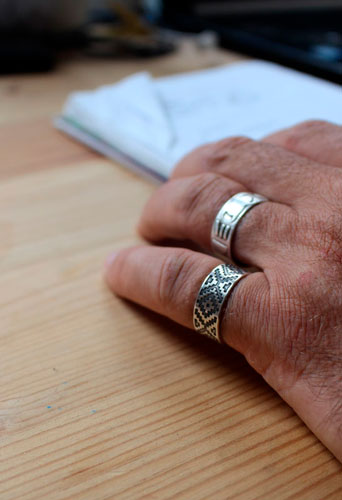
[[215, 136, 252, 150], [282, 120, 329, 149], [157, 250, 195, 311], [297, 119, 329, 130], [171, 143, 214, 178], [205, 136, 253, 169]]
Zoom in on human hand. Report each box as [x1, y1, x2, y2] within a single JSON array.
[[105, 120, 342, 462]]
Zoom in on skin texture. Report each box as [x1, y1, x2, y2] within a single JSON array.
[[105, 120, 342, 462]]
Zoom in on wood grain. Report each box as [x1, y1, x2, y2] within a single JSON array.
[[0, 43, 341, 500]]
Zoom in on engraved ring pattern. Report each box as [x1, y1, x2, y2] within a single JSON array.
[[211, 192, 268, 262], [193, 264, 247, 342]]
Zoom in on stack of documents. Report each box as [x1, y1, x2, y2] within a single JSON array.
[[55, 61, 342, 181]]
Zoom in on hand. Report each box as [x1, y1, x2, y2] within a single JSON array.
[[105, 120, 342, 462]]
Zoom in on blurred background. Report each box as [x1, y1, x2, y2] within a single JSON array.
[[0, 0, 341, 82]]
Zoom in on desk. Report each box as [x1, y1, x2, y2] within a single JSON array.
[[0, 43, 341, 500]]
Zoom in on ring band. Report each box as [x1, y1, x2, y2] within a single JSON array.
[[193, 264, 247, 342], [211, 192, 268, 263]]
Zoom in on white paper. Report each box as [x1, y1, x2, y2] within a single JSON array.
[[61, 60, 342, 178]]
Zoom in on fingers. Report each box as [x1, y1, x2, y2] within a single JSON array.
[[138, 172, 293, 268], [263, 120, 342, 168], [171, 136, 335, 206], [105, 245, 269, 356]]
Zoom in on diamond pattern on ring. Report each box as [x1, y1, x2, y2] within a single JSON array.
[[193, 264, 246, 342]]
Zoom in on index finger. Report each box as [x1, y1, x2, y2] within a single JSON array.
[[105, 245, 269, 356]]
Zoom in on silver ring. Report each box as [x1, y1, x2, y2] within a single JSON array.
[[193, 264, 247, 343], [211, 192, 268, 263]]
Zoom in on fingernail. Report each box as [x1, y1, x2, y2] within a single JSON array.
[[105, 252, 119, 270]]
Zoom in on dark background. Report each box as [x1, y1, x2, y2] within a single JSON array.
[[1, 0, 341, 82]]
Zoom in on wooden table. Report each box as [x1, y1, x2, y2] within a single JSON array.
[[1, 42, 341, 500]]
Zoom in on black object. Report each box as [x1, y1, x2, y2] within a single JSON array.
[[0, 35, 55, 74], [0, 29, 87, 74], [161, 1, 342, 83]]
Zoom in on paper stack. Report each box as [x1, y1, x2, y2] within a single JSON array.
[[55, 61, 342, 181]]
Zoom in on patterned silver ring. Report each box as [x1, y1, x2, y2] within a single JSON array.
[[211, 192, 268, 263], [193, 264, 247, 342]]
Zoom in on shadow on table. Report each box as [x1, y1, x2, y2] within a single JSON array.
[[123, 299, 272, 395]]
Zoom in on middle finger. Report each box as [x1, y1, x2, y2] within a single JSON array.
[[138, 172, 293, 268]]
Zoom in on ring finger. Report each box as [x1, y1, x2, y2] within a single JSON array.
[[138, 172, 294, 268]]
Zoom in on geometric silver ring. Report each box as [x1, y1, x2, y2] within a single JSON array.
[[193, 263, 248, 343], [211, 192, 268, 263]]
